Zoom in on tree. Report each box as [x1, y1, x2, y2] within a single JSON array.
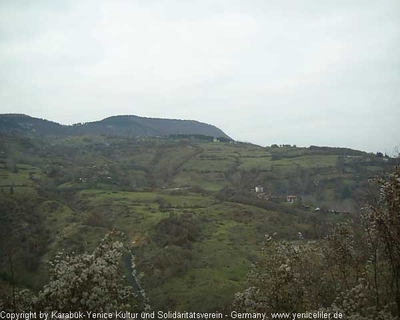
[[363, 166, 400, 314], [232, 238, 328, 314], [1, 231, 139, 312], [232, 167, 400, 319]]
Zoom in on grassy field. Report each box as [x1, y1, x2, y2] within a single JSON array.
[[0, 133, 397, 311]]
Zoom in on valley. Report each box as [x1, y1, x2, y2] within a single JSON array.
[[0, 130, 398, 312]]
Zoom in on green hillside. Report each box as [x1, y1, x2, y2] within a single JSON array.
[[0, 132, 398, 311], [0, 114, 230, 139]]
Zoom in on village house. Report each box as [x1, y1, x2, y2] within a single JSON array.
[[255, 186, 264, 193], [286, 195, 298, 203]]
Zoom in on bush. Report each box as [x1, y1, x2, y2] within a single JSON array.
[[154, 213, 201, 248], [232, 167, 400, 319], [1, 231, 138, 312]]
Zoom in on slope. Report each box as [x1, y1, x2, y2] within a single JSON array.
[[0, 114, 230, 139], [0, 133, 398, 311]]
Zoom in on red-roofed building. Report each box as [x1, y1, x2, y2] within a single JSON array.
[[286, 195, 298, 203]]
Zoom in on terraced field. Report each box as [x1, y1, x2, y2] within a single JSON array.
[[0, 133, 397, 310]]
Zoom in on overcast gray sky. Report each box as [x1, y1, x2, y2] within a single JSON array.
[[1, 0, 399, 153]]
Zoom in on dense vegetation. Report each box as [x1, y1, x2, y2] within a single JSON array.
[[233, 167, 400, 319], [0, 114, 230, 139], [1, 231, 139, 312], [0, 128, 398, 314]]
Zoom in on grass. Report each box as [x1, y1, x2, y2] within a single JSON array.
[[0, 164, 41, 186], [65, 187, 309, 310], [238, 157, 272, 171], [173, 171, 230, 191], [0, 133, 396, 311]]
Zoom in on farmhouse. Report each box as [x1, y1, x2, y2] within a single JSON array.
[[286, 195, 298, 203]]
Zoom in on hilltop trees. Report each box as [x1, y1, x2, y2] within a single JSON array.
[[232, 166, 400, 319]]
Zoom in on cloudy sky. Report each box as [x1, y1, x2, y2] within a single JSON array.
[[1, 1, 399, 153]]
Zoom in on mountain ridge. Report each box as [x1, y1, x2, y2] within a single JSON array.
[[0, 113, 231, 139]]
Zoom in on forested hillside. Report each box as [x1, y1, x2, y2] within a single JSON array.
[[0, 114, 230, 139], [0, 132, 398, 313]]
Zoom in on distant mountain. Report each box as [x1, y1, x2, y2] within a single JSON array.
[[0, 114, 231, 139], [0, 114, 65, 135]]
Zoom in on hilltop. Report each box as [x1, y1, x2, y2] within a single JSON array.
[[0, 114, 230, 139]]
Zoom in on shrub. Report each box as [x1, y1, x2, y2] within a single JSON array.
[[1, 231, 138, 312], [232, 167, 400, 319]]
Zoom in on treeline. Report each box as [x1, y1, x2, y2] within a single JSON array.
[[169, 134, 232, 142]]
